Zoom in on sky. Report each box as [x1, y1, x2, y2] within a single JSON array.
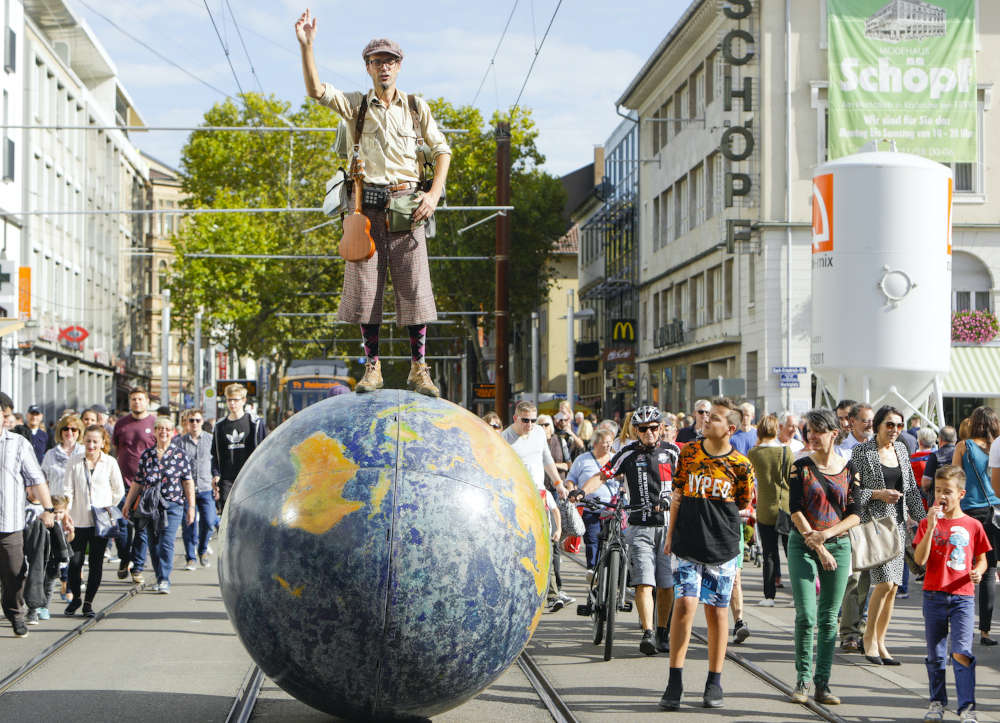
[[68, 0, 690, 178]]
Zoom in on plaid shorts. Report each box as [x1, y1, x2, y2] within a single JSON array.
[[672, 554, 739, 607]]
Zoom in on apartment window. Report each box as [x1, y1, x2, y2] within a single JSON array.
[[690, 163, 704, 228], [651, 107, 661, 153], [745, 351, 758, 401], [652, 195, 661, 250], [653, 291, 661, 333], [705, 51, 716, 102], [674, 83, 686, 135], [642, 301, 649, 340], [952, 251, 991, 312], [692, 65, 704, 117], [662, 188, 673, 244], [724, 258, 734, 318], [675, 282, 686, 327], [676, 176, 688, 238], [4, 27, 14, 74], [2, 90, 10, 182], [705, 268, 716, 324], [748, 252, 757, 305], [689, 275, 699, 328], [662, 99, 672, 147]]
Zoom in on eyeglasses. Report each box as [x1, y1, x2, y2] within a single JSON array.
[[490, 423, 502, 430], [539, 422, 552, 427], [519, 417, 537, 424], [367, 57, 398, 68], [63, 428, 79, 434], [637, 425, 659, 433], [696, 410, 709, 415], [882, 421, 904, 429], [189, 418, 203, 423]]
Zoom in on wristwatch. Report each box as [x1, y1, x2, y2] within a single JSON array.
[[43, 507, 54, 513]]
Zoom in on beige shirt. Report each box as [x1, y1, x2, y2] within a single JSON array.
[[64, 453, 125, 528], [318, 84, 451, 185]]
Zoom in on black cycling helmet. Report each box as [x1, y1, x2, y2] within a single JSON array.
[[632, 405, 662, 426]]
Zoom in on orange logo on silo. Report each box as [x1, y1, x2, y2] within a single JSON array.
[[812, 173, 833, 254]]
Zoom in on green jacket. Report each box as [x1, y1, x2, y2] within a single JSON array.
[[747, 444, 792, 526]]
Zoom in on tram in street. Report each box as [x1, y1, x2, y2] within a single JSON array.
[[279, 358, 355, 413]]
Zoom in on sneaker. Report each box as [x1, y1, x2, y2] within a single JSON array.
[[923, 701, 945, 722], [557, 592, 575, 605], [814, 685, 840, 705], [703, 682, 724, 708], [25, 609, 39, 625], [199, 555, 211, 568], [64, 599, 82, 616], [790, 681, 809, 703], [131, 572, 145, 586], [12, 620, 28, 638], [758, 598, 776, 607], [655, 626, 670, 653], [548, 598, 564, 613], [841, 638, 860, 652], [960, 709, 979, 723], [355, 358, 383, 393], [407, 361, 440, 398], [639, 629, 657, 655], [184, 560, 196, 571], [37, 607, 50, 621], [82, 603, 95, 618], [205, 544, 214, 556], [117, 562, 132, 580], [733, 620, 750, 644], [158, 581, 171, 594], [659, 684, 682, 711]]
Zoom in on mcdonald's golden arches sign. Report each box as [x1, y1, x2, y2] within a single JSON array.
[[611, 319, 636, 343]]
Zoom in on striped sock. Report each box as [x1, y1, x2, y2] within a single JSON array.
[[361, 324, 379, 362], [407, 324, 426, 363]]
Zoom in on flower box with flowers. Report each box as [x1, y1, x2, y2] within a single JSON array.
[[951, 310, 1000, 344]]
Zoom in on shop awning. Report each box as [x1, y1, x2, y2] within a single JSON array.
[[0, 319, 24, 338], [942, 345, 1000, 397]]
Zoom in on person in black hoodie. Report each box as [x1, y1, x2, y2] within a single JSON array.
[[211, 383, 266, 513]]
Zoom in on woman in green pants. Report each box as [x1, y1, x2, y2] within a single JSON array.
[[787, 409, 862, 706]]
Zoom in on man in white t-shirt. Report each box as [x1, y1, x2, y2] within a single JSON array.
[[777, 411, 804, 454], [502, 401, 568, 610]]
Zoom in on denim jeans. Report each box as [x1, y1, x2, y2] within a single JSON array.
[[924, 590, 976, 713], [182, 491, 218, 561], [581, 511, 602, 569], [788, 531, 852, 686], [150, 501, 185, 585], [758, 522, 788, 600]]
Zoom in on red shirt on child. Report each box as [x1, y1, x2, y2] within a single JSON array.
[[912, 515, 992, 596]]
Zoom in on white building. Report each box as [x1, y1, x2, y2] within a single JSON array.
[[620, 0, 999, 422], [11, 0, 151, 416]]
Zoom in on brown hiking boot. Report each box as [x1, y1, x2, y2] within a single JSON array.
[[407, 361, 440, 397], [356, 358, 383, 393]]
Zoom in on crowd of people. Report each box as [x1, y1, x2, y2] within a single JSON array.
[[0, 383, 265, 635], [491, 397, 999, 722]]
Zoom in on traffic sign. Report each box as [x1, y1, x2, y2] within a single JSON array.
[[771, 366, 806, 374], [779, 380, 801, 388]]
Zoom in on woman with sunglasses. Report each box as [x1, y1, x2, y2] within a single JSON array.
[[953, 406, 1000, 645], [40, 415, 85, 496], [481, 412, 502, 432], [850, 405, 926, 665]]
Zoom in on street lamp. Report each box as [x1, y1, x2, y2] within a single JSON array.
[[563, 289, 596, 412]]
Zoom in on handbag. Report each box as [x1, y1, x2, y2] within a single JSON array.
[[558, 497, 586, 539], [322, 168, 348, 216], [774, 447, 792, 535], [849, 514, 902, 571], [85, 462, 122, 538], [964, 445, 1000, 532]]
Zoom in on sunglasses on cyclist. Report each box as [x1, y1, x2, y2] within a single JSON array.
[[636, 425, 659, 433]]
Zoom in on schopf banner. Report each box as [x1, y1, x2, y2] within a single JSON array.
[[828, 0, 976, 161]]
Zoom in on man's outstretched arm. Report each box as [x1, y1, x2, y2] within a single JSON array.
[[296, 9, 323, 99]]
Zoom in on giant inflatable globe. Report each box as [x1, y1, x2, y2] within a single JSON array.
[[218, 390, 550, 720]]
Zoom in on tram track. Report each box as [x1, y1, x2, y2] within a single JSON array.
[[0, 583, 142, 696]]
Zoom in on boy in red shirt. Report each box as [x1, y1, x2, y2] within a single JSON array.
[[913, 465, 991, 723]]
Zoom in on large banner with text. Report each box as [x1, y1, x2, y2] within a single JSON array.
[[828, 0, 976, 161]]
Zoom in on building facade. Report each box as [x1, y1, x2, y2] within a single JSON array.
[[11, 0, 151, 416], [619, 0, 999, 422], [577, 118, 639, 419]]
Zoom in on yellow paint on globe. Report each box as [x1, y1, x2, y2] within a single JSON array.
[[282, 432, 363, 534]]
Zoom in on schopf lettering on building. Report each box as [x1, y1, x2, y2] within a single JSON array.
[[720, 0, 758, 253]]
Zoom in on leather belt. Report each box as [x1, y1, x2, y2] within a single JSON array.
[[363, 182, 415, 192]]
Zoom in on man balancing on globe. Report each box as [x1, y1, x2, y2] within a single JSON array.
[[296, 9, 452, 397]]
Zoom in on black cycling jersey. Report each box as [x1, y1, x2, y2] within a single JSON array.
[[600, 440, 680, 526]]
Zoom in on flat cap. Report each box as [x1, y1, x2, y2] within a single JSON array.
[[362, 38, 403, 60]]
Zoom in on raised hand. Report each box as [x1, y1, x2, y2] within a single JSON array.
[[295, 8, 318, 46]]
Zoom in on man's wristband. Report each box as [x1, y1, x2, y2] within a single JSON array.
[[43, 507, 54, 513]]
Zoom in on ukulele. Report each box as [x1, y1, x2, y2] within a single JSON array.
[[339, 157, 375, 262]]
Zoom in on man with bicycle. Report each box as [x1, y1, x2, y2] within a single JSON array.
[[584, 405, 679, 655]]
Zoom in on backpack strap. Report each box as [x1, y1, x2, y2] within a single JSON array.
[[407, 93, 424, 145], [353, 95, 369, 157]]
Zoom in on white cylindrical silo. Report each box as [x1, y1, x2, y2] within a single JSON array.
[[810, 151, 952, 410]]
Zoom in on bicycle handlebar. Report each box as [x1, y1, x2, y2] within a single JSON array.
[[582, 498, 664, 513]]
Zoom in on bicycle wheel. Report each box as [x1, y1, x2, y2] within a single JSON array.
[[603, 549, 620, 661], [592, 560, 606, 645]]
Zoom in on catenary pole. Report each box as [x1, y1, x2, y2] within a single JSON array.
[[494, 122, 511, 423]]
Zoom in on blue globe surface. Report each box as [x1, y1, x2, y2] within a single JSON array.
[[218, 390, 550, 720]]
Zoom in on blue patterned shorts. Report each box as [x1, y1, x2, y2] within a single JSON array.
[[672, 555, 739, 607]]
